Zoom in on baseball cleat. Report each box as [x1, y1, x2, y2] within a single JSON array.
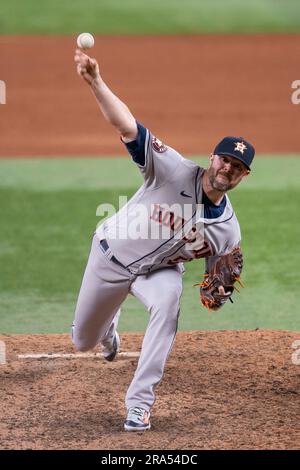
[[124, 407, 151, 431], [101, 331, 120, 362]]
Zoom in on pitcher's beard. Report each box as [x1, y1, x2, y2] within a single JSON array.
[[208, 170, 233, 192]]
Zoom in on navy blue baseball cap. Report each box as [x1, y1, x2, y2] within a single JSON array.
[[213, 136, 255, 171]]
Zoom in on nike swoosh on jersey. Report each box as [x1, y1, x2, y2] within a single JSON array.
[[180, 190, 192, 198]]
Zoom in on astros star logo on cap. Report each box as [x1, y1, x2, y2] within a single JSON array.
[[234, 141, 247, 154]]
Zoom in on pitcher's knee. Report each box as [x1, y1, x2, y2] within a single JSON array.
[[150, 288, 181, 319], [159, 288, 181, 309], [71, 326, 98, 352]]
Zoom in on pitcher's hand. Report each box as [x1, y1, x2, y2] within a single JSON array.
[[74, 49, 100, 85]]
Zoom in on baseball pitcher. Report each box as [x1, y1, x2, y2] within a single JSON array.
[[73, 49, 255, 431]]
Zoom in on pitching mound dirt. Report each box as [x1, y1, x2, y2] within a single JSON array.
[[1, 330, 300, 450]]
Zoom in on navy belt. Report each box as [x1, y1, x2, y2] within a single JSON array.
[[100, 239, 126, 269]]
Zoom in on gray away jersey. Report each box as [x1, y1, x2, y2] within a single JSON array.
[[96, 124, 241, 275]]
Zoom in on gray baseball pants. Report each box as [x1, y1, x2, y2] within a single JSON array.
[[72, 234, 183, 411]]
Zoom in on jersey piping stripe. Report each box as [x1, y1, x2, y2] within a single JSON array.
[[195, 167, 201, 204], [157, 241, 186, 266], [143, 129, 151, 169], [204, 210, 234, 226], [124, 208, 197, 268]]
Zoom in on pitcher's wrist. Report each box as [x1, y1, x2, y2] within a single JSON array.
[[91, 76, 103, 90]]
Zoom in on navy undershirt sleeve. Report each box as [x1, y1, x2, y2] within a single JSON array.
[[123, 121, 147, 166]]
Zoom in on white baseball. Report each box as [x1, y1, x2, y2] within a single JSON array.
[[77, 33, 95, 49]]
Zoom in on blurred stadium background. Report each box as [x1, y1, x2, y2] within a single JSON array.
[[0, 0, 299, 334]]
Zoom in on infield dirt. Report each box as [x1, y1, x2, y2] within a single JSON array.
[[1, 330, 300, 450], [0, 35, 300, 157]]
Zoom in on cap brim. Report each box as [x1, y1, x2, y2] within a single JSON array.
[[217, 152, 251, 171]]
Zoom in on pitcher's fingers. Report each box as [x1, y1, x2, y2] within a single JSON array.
[[75, 53, 89, 66], [218, 285, 225, 296], [75, 48, 86, 57], [77, 64, 87, 76], [74, 53, 84, 63], [86, 58, 97, 71]]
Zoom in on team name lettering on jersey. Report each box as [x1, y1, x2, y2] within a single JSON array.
[[150, 203, 214, 261], [150, 203, 185, 233]]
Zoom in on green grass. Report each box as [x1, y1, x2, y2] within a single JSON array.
[[0, 156, 299, 334], [1, 0, 300, 34]]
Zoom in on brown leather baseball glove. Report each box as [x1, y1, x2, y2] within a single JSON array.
[[196, 247, 244, 311]]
